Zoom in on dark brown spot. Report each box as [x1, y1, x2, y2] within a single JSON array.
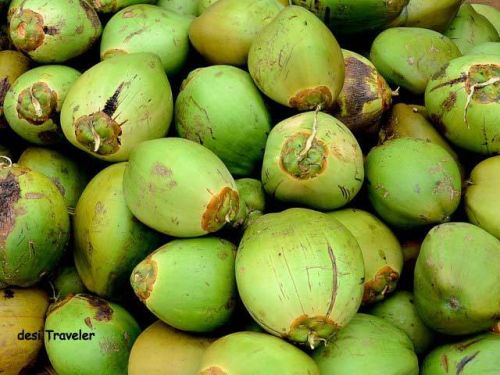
[[201, 187, 239, 232], [430, 74, 467, 92], [0, 77, 10, 114], [86, 294, 113, 321], [3, 289, 14, 299], [456, 351, 480, 375], [362, 266, 400, 304], [442, 91, 457, 111], [432, 63, 450, 80], [42, 26, 59, 35], [103, 83, 124, 117], [289, 86, 333, 111], [79, 0, 101, 30], [440, 354, 449, 372], [455, 337, 483, 351], [84, 316, 93, 329], [0, 172, 20, 246]]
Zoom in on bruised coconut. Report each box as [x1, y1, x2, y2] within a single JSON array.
[[248, 5, 344, 111], [262, 111, 364, 210], [235, 208, 365, 348], [123, 138, 239, 237], [73, 163, 163, 299], [8, 0, 102, 63], [131, 237, 237, 332], [414, 222, 500, 335], [0, 288, 49, 375], [60, 53, 173, 161], [44, 294, 140, 375], [100, 5, 192, 75], [0, 163, 70, 287], [421, 333, 500, 375], [198, 331, 320, 374], [465, 156, 500, 239], [3, 65, 81, 145], [425, 54, 500, 155], [333, 49, 393, 133], [128, 320, 213, 375], [327, 209, 403, 304], [365, 138, 461, 228]]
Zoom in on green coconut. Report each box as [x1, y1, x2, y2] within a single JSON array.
[[131, 237, 237, 332], [368, 291, 435, 355], [101, 5, 192, 75], [17, 147, 88, 209], [261, 111, 364, 210], [236, 208, 365, 348], [327, 208, 403, 305], [8, 0, 101, 63], [444, 4, 499, 55], [175, 65, 271, 176], [231, 178, 266, 230], [0, 163, 69, 287], [44, 294, 140, 375], [0, 288, 49, 375], [189, 0, 283, 66], [52, 266, 87, 300], [123, 137, 239, 237], [467, 41, 500, 55], [365, 138, 461, 228], [198, 331, 320, 374], [370, 27, 462, 94], [291, 0, 409, 35], [90, 0, 156, 14], [3, 65, 81, 145], [421, 333, 500, 375], [333, 49, 393, 133], [73, 162, 163, 299], [61, 53, 173, 162], [129, 320, 214, 375], [156, 0, 199, 16], [378, 103, 462, 171], [465, 156, 500, 239], [425, 54, 499, 155], [312, 313, 419, 375], [472, 4, 500, 36], [414, 222, 500, 335], [0, 50, 30, 128], [248, 5, 344, 111], [387, 0, 462, 32]]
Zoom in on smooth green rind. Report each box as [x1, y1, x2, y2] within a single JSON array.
[[467, 42, 500, 55], [414, 222, 500, 335], [17, 147, 88, 209], [128, 320, 213, 375], [131, 237, 237, 332], [327, 208, 403, 305], [235, 208, 364, 347], [262, 111, 364, 210], [387, 0, 462, 32], [60, 53, 173, 162], [73, 163, 162, 299], [444, 4, 499, 54], [369, 27, 461, 94], [365, 138, 461, 228], [53, 266, 87, 300], [90, 0, 156, 14], [368, 291, 435, 355], [101, 5, 192, 75], [292, 0, 409, 35], [235, 178, 265, 213], [248, 5, 344, 111], [157, 0, 199, 16], [175, 66, 271, 176], [3, 65, 81, 145], [0, 165, 69, 287], [472, 4, 500, 35], [123, 137, 239, 237], [188, 0, 283, 66], [44, 294, 140, 375], [198, 331, 320, 374], [421, 333, 500, 375], [424, 54, 500, 155], [8, 0, 102, 63], [312, 314, 419, 375], [465, 156, 500, 239]]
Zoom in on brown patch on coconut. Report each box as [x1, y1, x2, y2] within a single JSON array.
[[201, 187, 239, 232]]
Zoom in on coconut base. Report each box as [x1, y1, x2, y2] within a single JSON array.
[[288, 315, 339, 349]]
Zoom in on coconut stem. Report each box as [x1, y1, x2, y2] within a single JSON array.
[[298, 105, 321, 160], [464, 76, 499, 128], [91, 125, 101, 152], [391, 87, 400, 97], [0, 156, 13, 168]]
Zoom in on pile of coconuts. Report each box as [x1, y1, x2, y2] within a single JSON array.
[[0, 0, 499, 374]]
